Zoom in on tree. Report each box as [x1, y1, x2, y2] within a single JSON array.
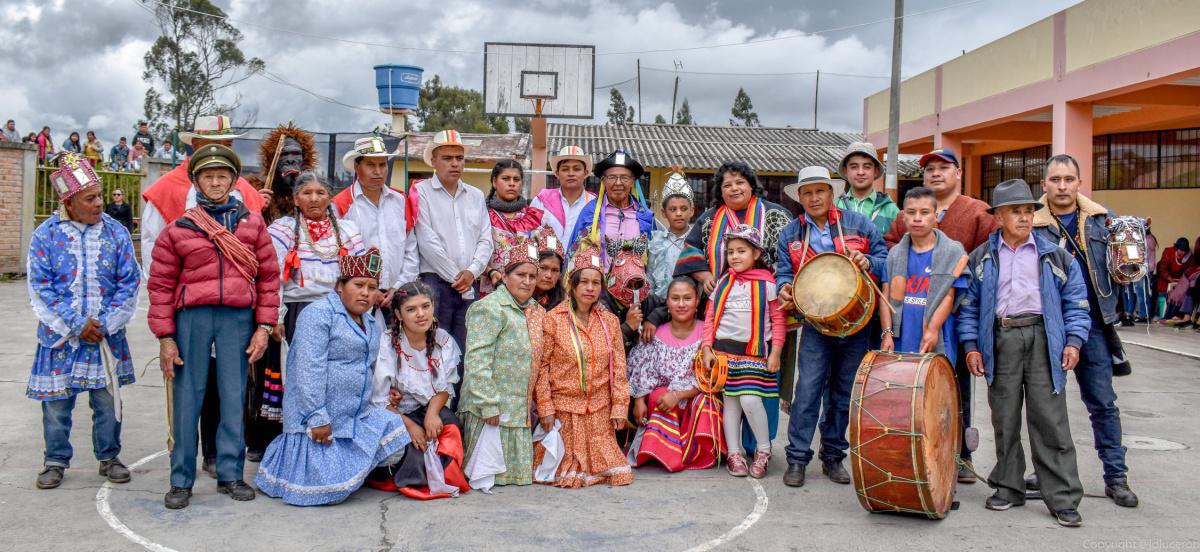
[[675, 99, 695, 125], [729, 88, 761, 127], [142, 0, 264, 140], [416, 75, 509, 134], [606, 89, 634, 125], [514, 116, 532, 134], [653, 114, 666, 124]]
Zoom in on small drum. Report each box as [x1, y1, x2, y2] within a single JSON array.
[[849, 352, 960, 520], [791, 253, 876, 337]]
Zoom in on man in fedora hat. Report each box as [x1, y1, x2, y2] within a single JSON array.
[[884, 147, 995, 482], [531, 145, 597, 244], [834, 142, 898, 237], [1029, 154, 1139, 508], [775, 166, 887, 488], [411, 130, 493, 402], [333, 135, 418, 297], [960, 178, 1089, 527]]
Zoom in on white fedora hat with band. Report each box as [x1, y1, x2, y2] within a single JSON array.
[[422, 129, 470, 167], [341, 136, 397, 172], [178, 115, 244, 145], [783, 166, 845, 203], [549, 145, 593, 173]]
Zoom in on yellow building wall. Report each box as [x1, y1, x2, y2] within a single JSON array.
[[388, 160, 496, 193], [865, 70, 936, 135], [1066, 0, 1200, 72], [1092, 188, 1200, 254], [942, 16, 1054, 109], [866, 91, 890, 135]]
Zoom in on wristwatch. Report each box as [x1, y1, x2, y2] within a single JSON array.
[[258, 324, 274, 334], [881, 328, 895, 338]]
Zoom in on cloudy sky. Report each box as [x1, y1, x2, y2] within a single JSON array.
[[2, 0, 1079, 147]]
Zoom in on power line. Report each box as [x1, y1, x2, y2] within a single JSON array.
[[595, 76, 637, 90], [256, 70, 380, 114], [640, 67, 890, 79]]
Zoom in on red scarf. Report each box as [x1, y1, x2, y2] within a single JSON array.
[[307, 217, 332, 241]]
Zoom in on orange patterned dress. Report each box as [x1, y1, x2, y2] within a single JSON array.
[[535, 302, 632, 488]]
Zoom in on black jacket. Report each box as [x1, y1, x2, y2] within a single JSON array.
[[104, 202, 134, 233]]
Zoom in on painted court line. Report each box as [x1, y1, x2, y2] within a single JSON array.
[[685, 477, 769, 552]]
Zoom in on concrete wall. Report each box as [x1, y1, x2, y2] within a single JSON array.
[[866, 69, 937, 135], [1066, 0, 1200, 72], [1093, 188, 1200, 257], [940, 17, 1055, 110], [0, 142, 35, 274]]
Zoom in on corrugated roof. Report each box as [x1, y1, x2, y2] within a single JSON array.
[[547, 122, 874, 173]]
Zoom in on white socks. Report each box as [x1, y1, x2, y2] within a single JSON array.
[[723, 394, 771, 455]]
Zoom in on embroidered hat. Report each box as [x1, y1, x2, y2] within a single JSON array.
[[722, 224, 765, 251], [178, 115, 244, 145], [339, 247, 384, 281], [549, 145, 593, 173], [533, 227, 564, 260], [568, 243, 604, 279], [422, 129, 470, 166], [49, 153, 101, 201], [592, 148, 644, 179], [342, 135, 397, 172], [661, 168, 694, 205], [188, 144, 241, 181], [504, 236, 540, 270], [783, 166, 845, 203]]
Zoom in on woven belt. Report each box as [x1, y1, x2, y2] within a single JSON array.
[[996, 314, 1043, 328]]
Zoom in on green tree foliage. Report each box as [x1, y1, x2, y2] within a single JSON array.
[[675, 99, 695, 125], [142, 0, 264, 140], [514, 116, 532, 134], [417, 75, 509, 134], [729, 88, 761, 127], [653, 114, 666, 124], [606, 89, 634, 125]]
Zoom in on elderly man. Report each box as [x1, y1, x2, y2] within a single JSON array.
[[411, 130, 493, 399], [834, 142, 899, 236], [531, 145, 597, 244], [884, 147, 995, 482], [148, 144, 280, 510], [333, 135, 418, 296], [775, 166, 887, 488], [28, 154, 140, 490], [1029, 154, 1138, 507], [960, 178, 1089, 527]]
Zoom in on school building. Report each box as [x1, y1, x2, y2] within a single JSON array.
[[863, 0, 1200, 246]]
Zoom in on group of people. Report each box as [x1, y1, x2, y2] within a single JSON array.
[[7, 119, 173, 171], [26, 113, 1145, 528]]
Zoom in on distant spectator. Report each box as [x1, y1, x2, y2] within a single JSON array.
[[109, 137, 130, 171], [84, 131, 104, 167], [132, 122, 154, 154], [104, 188, 135, 234], [154, 140, 176, 159], [36, 126, 54, 163], [1, 120, 17, 142], [61, 132, 82, 154], [23, 132, 36, 144], [128, 142, 146, 172]]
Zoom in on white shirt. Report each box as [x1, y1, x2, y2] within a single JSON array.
[[139, 186, 249, 279], [371, 328, 461, 414], [530, 188, 594, 244], [340, 181, 419, 289], [715, 281, 778, 343], [414, 175, 494, 283]]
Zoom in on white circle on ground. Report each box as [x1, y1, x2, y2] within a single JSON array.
[[1123, 435, 1188, 451]]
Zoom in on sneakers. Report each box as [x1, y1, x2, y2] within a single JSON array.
[[822, 460, 851, 484], [726, 453, 750, 477], [783, 464, 806, 487], [99, 459, 131, 484], [217, 480, 256, 501], [958, 460, 978, 484], [1105, 479, 1139, 508], [749, 450, 771, 479], [164, 487, 192, 510], [1052, 508, 1083, 527], [985, 492, 1020, 511], [36, 466, 64, 489]]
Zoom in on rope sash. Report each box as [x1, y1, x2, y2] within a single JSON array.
[[181, 206, 258, 283]]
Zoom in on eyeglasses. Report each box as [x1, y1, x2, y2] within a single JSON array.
[[602, 175, 635, 184]]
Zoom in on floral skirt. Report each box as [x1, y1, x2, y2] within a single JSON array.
[[537, 408, 632, 488]]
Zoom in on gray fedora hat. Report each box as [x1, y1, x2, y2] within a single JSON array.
[[987, 178, 1044, 214], [839, 141, 882, 176]]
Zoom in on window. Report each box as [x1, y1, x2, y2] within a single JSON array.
[[980, 145, 1048, 204], [1094, 127, 1200, 190]]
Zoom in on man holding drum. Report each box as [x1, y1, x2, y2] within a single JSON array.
[[776, 166, 887, 488], [1031, 154, 1139, 508], [960, 178, 1089, 527]]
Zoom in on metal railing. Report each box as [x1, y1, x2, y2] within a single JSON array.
[[34, 165, 143, 234]]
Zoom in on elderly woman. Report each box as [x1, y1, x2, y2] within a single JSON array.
[[536, 244, 632, 488], [481, 160, 548, 294], [252, 172, 366, 459], [255, 248, 412, 506], [459, 238, 545, 487], [148, 144, 280, 510]]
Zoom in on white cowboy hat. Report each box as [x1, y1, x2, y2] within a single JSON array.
[[341, 136, 397, 172], [549, 145, 593, 173], [422, 129, 470, 166], [178, 115, 244, 145], [783, 166, 845, 203]]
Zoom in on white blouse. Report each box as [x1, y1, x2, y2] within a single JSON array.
[[372, 328, 461, 414]]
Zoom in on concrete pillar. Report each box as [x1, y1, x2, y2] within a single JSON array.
[[964, 148, 984, 201], [1052, 100, 1093, 195], [531, 117, 548, 194], [934, 132, 973, 198]]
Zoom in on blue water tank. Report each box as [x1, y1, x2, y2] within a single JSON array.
[[374, 65, 423, 112]]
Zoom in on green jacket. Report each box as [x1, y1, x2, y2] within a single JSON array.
[[459, 285, 543, 428], [836, 191, 899, 237]]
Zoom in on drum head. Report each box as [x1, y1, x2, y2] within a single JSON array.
[[920, 355, 961, 516], [793, 254, 859, 317]]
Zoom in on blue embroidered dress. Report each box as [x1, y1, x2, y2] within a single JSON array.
[[256, 293, 411, 506], [27, 213, 139, 400]]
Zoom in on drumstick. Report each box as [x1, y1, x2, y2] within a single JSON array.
[[864, 269, 897, 315], [261, 137, 286, 191]]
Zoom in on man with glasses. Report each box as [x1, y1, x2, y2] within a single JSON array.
[[104, 188, 134, 234]]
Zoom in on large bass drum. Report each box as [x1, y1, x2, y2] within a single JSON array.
[[791, 252, 876, 337], [849, 352, 961, 520]]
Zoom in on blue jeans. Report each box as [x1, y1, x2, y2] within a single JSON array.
[[170, 306, 252, 488], [1121, 283, 1150, 319], [785, 324, 867, 466], [42, 388, 121, 468], [1074, 321, 1128, 483], [420, 274, 474, 408]]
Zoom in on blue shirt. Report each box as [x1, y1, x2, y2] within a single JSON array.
[[893, 248, 968, 362], [803, 213, 836, 253]]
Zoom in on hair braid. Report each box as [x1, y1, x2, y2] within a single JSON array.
[[291, 206, 302, 247], [327, 204, 344, 252]]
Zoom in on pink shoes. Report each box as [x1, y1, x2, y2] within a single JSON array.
[[727, 453, 749, 477], [750, 450, 771, 479]]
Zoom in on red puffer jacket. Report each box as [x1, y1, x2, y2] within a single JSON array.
[[147, 201, 280, 337]]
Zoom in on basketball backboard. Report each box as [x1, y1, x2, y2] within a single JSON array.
[[483, 42, 595, 119]]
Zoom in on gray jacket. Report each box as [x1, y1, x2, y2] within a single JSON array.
[[884, 228, 969, 355], [1033, 194, 1119, 325]]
